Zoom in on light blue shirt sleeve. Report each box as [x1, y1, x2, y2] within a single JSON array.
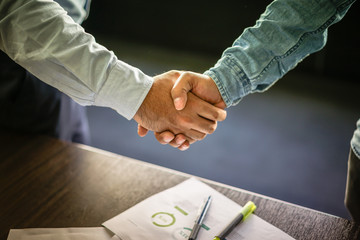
[[0, 0, 153, 120]]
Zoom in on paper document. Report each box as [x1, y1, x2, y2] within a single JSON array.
[[103, 178, 294, 240], [7, 227, 120, 240]]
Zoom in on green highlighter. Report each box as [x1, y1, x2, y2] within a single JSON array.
[[213, 201, 256, 240]]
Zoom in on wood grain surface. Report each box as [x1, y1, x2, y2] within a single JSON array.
[[0, 133, 359, 240]]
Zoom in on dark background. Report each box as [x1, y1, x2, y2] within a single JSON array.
[[81, 1, 360, 220], [83, 0, 360, 81]]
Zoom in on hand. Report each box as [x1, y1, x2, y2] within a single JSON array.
[[138, 124, 191, 151], [134, 70, 226, 148], [172, 71, 226, 110], [153, 71, 226, 150]]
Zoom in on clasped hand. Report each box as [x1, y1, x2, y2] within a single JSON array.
[[133, 70, 226, 151]]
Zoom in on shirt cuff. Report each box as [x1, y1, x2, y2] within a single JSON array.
[[94, 60, 153, 120], [204, 54, 252, 107], [351, 119, 360, 160]]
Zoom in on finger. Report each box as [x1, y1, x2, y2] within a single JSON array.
[[173, 133, 197, 145], [170, 134, 187, 147], [167, 139, 183, 148], [179, 94, 226, 134], [182, 129, 207, 140], [178, 141, 190, 151], [138, 124, 149, 137], [199, 104, 227, 122], [215, 101, 227, 110], [188, 94, 227, 122], [171, 72, 194, 111], [166, 134, 187, 148], [179, 113, 218, 135], [154, 131, 176, 144], [167, 134, 196, 149]]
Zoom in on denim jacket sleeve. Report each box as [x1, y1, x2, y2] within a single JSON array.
[[352, 119, 360, 159], [204, 0, 356, 107]]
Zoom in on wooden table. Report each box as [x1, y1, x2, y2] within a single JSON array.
[[0, 133, 359, 240]]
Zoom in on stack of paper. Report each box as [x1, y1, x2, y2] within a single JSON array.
[[8, 178, 294, 240], [7, 228, 120, 240]]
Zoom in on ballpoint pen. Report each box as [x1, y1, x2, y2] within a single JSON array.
[[189, 195, 212, 240], [213, 201, 256, 240]]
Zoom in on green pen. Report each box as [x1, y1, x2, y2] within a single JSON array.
[[213, 201, 256, 240]]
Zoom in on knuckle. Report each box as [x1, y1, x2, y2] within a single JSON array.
[[212, 110, 220, 120], [198, 133, 207, 140], [178, 116, 192, 126], [170, 143, 181, 148], [182, 72, 190, 77], [180, 71, 192, 81], [212, 109, 227, 121], [190, 132, 206, 141], [175, 135, 186, 145], [157, 137, 168, 145], [169, 70, 180, 76], [169, 140, 181, 148], [208, 123, 217, 134], [180, 87, 188, 95], [221, 110, 227, 121], [155, 134, 168, 145]]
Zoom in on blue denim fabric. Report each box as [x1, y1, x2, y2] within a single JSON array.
[[204, 0, 359, 157], [55, 0, 91, 24], [352, 120, 360, 159]]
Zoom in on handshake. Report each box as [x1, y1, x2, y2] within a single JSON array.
[[133, 70, 227, 151]]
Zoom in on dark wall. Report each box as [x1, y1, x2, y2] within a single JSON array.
[[83, 0, 360, 81]]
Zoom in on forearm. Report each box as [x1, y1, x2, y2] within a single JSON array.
[[205, 0, 356, 107], [0, 0, 152, 119]]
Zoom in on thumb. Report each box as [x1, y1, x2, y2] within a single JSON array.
[[137, 124, 149, 137], [171, 73, 193, 111], [215, 101, 227, 110]]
